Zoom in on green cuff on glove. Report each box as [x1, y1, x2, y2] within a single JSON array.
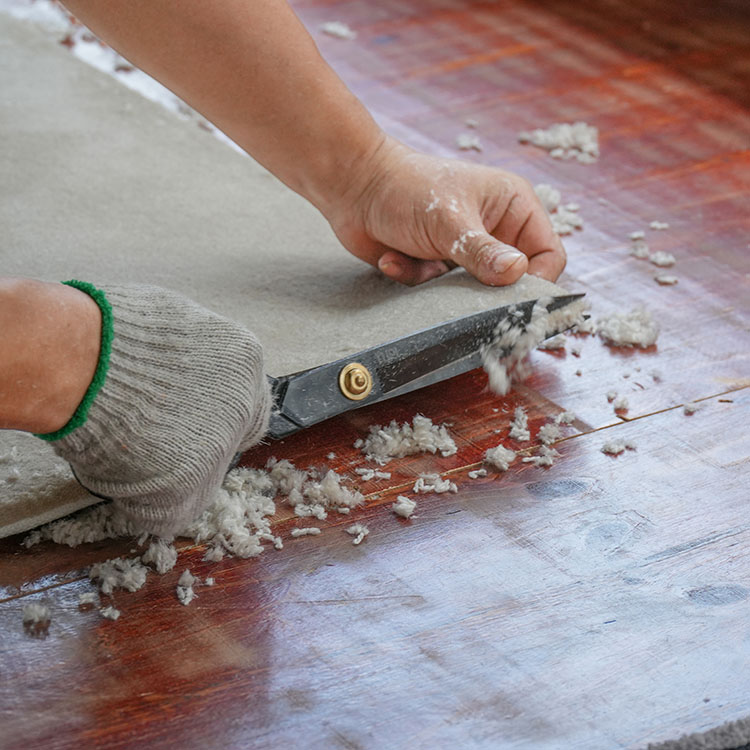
[[36, 280, 114, 442]]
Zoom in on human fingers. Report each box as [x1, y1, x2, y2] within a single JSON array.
[[489, 180, 567, 281], [447, 228, 528, 286], [377, 250, 453, 286]]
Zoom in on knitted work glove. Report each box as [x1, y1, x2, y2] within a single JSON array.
[[38, 281, 271, 536]]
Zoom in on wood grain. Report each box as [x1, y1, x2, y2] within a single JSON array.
[[1, 0, 749, 748], [2, 392, 748, 749]]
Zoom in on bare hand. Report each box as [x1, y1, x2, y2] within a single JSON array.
[[327, 138, 566, 286]]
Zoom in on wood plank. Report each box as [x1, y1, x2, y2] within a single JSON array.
[[296, 0, 750, 426], [1, 391, 747, 749]]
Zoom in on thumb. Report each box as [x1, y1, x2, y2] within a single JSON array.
[[448, 230, 528, 286]]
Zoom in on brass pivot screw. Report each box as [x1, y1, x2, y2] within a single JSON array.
[[339, 362, 373, 401]]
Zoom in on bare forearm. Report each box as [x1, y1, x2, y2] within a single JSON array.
[[62, 0, 385, 213], [0, 278, 101, 433]]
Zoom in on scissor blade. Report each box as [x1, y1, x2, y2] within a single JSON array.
[[267, 293, 584, 439]]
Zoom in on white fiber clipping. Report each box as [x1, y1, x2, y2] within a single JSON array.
[[522, 446, 560, 467], [534, 184, 584, 236], [346, 523, 369, 545], [176, 569, 198, 606], [509, 406, 530, 442], [519, 122, 599, 163], [100, 606, 121, 621], [649, 251, 676, 267], [319, 21, 356, 39], [574, 317, 597, 335], [290, 527, 322, 537], [468, 468, 488, 479], [596, 307, 659, 348], [24, 454, 369, 594], [630, 237, 650, 259], [537, 423, 562, 445], [538, 333, 567, 350], [481, 295, 586, 395], [413, 474, 458, 494], [358, 414, 457, 465], [456, 133, 483, 151], [23, 602, 50, 625], [141, 539, 178, 574], [89, 557, 148, 595], [613, 396, 629, 411], [392, 496, 417, 518], [655, 275, 678, 286], [601, 440, 636, 455], [484, 444, 516, 471], [354, 468, 391, 481], [555, 411, 576, 425]]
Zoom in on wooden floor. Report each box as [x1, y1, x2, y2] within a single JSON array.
[[2, 1, 749, 748]]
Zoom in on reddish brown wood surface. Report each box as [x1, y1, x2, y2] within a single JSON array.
[[1, 1, 749, 748]]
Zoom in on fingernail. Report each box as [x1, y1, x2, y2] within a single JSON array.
[[490, 247, 524, 274], [378, 258, 403, 277]]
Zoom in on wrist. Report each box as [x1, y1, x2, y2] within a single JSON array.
[[315, 132, 407, 228], [299, 114, 390, 219]]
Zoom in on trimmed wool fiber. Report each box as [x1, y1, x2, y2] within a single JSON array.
[[538, 333, 567, 350], [534, 184, 584, 236], [23, 602, 50, 624], [176, 569, 198, 606], [456, 133, 482, 151], [100, 605, 121, 621], [573, 317, 596, 335], [630, 239, 650, 259], [613, 396, 629, 411], [392, 496, 417, 518], [89, 557, 148, 595], [555, 411, 576, 425], [290, 527, 322, 537], [597, 307, 659, 348], [413, 474, 457, 494], [346, 523, 369, 545], [509, 407, 530, 442], [601, 440, 636, 455], [522, 446, 560, 467], [484, 445, 516, 471], [319, 21, 356, 39], [141, 539, 178, 574], [649, 251, 676, 267], [655, 275, 678, 286], [537, 423, 562, 446], [358, 415, 457, 465], [481, 295, 586, 396], [519, 122, 599, 163]]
